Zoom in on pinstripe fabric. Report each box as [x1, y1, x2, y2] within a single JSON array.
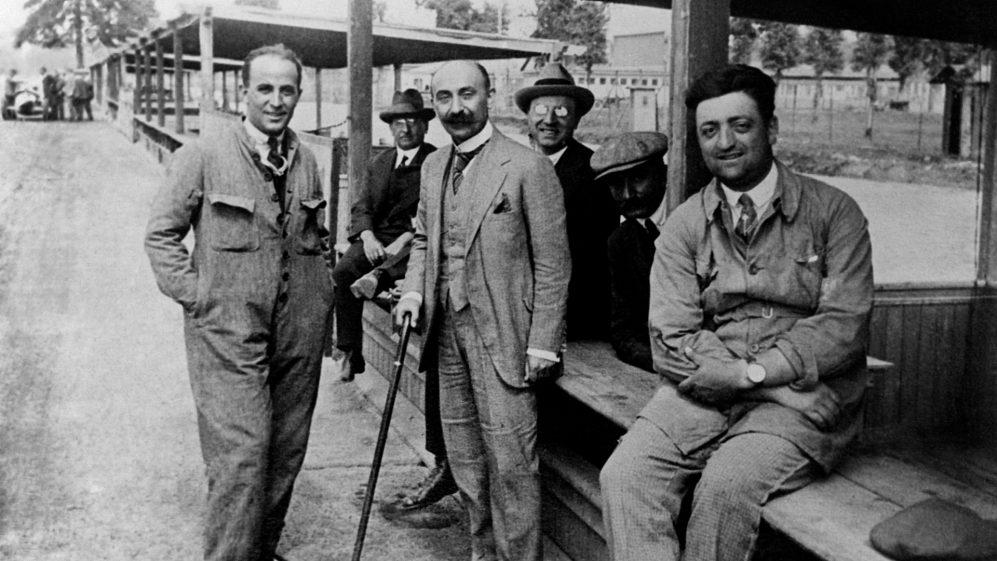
[[600, 418, 817, 561]]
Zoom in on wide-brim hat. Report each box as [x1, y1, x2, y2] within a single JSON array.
[[379, 88, 435, 123], [514, 62, 595, 118]]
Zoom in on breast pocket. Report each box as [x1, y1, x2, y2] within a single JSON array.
[[207, 193, 259, 252], [296, 198, 328, 255], [792, 241, 825, 306]]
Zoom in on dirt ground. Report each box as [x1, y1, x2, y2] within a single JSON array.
[[0, 120, 471, 561]]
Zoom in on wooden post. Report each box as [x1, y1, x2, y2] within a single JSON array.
[[133, 45, 142, 112], [315, 67, 323, 130], [393, 62, 403, 92], [143, 39, 153, 122], [173, 25, 185, 135], [199, 6, 215, 133], [665, 0, 730, 214], [222, 70, 229, 112], [347, 0, 373, 232], [977, 49, 997, 284], [156, 36, 166, 127]]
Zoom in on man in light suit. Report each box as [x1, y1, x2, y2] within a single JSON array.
[[394, 60, 570, 561]]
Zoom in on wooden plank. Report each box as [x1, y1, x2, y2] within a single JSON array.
[[559, 341, 659, 429], [155, 37, 166, 127], [541, 489, 608, 561], [198, 7, 215, 134], [836, 452, 997, 518], [885, 438, 997, 496], [763, 475, 899, 561], [172, 25, 185, 135], [914, 303, 938, 427]]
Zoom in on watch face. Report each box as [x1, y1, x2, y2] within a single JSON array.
[[747, 364, 766, 384]]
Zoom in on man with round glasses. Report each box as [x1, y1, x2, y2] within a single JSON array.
[[515, 63, 618, 341]]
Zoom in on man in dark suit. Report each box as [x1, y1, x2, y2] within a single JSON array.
[[395, 60, 570, 561], [332, 89, 436, 381], [590, 132, 669, 372], [515, 63, 617, 340]]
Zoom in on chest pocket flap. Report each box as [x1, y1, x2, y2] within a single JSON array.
[[207, 193, 258, 252], [297, 198, 328, 255]]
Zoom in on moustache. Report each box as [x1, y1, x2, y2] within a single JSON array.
[[443, 113, 476, 125]]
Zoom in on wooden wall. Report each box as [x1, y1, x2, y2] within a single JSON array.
[[864, 284, 975, 435]]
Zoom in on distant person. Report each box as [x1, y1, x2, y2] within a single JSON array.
[[590, 132, 668, 372], [71, 72, 94, 121], [145, 43, 333, 561], [515, 62, 617, 340], [41, 67, 56, 120], [394, 60, 570, 561], [2, 69, 17, 119], [54, 70, 68, 121], [599, 64, 874, 561], [332, 89, 436, 382]]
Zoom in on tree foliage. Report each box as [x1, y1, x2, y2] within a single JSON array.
[[421, 0, 508, 34], [851, 33, 893, 137], [889, 36, 980, 88], [16, 0, 157, 69], [532, 0, 608, 75], [758, 22, 801, 82], [800, 27, 843, 114], [235, 0, 279, 9], [728, 17, 759, 64]]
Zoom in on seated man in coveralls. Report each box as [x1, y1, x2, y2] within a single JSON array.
[[332, 89, 436, 381], [589, 132, 668, 372], [599, 64, 874, 561]]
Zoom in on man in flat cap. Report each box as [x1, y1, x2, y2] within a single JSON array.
[[515, 62, 618, 341], [590, 132, 668, 372], [333, 89, 436, 381], [599, 64, 873, 561]]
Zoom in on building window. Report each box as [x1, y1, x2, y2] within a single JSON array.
[[610, 78, 617, 84], [620, 78, 627, 85], [642, 79, 648, 85], [651, 79, 658, 86], [599, 77, 606, 84]]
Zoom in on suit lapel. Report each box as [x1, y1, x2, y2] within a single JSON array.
[[463, 133, 509, 253]]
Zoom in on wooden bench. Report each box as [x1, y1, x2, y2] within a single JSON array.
[[540, 340, 997, 561]]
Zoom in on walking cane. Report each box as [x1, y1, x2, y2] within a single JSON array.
[[351, 312, 412, 561]]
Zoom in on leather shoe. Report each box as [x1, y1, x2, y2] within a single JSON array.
[[381, 460, 458, 515], [350, 270, 382, 300]]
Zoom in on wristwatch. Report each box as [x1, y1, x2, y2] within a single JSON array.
[[746, 362, 767, 385]]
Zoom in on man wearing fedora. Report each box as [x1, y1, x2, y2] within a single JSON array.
[[332, 88, 436, 381], [515, 62, 618, 341]]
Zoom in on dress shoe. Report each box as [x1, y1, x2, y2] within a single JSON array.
[[350, 270, 382, 300], [381, 460, 458, 515], [333, 350, 355, 382]]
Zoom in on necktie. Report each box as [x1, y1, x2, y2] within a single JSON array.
[[451, 144, 484, 194], [398, 155, 409, 169], [735, 193, 756, 241], [645, 220, 659, 242], [266, 136, 286, 175]]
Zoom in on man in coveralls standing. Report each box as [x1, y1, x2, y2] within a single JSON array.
[[145, 44, 333, 561]]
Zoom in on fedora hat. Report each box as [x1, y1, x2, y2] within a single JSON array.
[[378, 88, 435, 124], [514, 62, 595, 118]]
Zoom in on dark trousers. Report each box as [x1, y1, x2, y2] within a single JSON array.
[[183, 298, 328, 561], [331, 239, 410, 374]]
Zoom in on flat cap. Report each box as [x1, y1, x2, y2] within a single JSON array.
[[591, 131, 668, 180]]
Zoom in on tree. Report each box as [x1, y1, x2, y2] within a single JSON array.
[[758, 22, 801, 83], [890, 37, 980, 89], [235, 0, 279, 9], [533, 0, 608, 77], [800, 27, 843, 114], [851, 32, 893, 138], [420, 0, 508, 34], [16, 0, 157, 69], [729, 17, 758, 64]]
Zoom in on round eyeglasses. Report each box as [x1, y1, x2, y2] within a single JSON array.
[[532, 104, 570, 118]]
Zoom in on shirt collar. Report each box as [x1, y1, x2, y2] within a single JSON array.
[[455, 121, 493, 153], [395, 145, 420, 168], [545, 144, 568, 165], [720, 161, 778, 211], [703, 159, 788, 223], [243, 117, 284, 148]]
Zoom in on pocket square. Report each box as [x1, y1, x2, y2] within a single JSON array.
[[493, 193, 512, 214]]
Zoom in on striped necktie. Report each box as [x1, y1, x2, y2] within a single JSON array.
[[735, 193, 756, 242], [451, 144, 485, 194]]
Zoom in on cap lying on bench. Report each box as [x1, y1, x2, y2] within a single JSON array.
[[870, 498, 997, 560]]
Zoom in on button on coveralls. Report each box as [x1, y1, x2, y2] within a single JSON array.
[[145, 122, 334, 560]]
